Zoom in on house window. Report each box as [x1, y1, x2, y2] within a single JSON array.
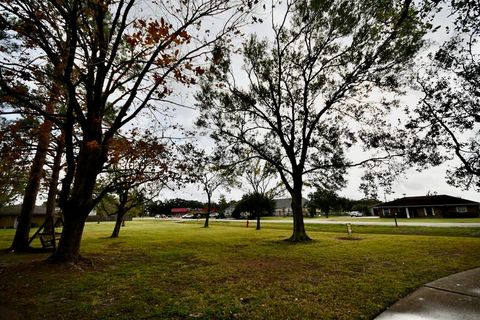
[[383, 208, 390, 215], [456, 206, 467, 213]]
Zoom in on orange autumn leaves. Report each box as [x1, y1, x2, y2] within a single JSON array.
[[125, 17, 205, 88], [106, 133, 191, 187]]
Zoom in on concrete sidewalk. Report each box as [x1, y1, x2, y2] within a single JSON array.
[[375, 268, 480, 320]]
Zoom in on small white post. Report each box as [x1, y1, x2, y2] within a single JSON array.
[[346, 223, 352, 237]]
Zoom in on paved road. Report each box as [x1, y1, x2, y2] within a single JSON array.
[[209, 219, 480, 228]]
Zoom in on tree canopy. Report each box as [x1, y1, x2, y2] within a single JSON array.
[[196, 0, 429, 241], [233, 192, 275, 229], [406, 0, 480, 191]]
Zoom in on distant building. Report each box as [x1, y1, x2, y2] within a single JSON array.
[[171, 208, 189, 218], [170, 208, 216, 218], [223, 205, 235, 217], [372, 195, 480, 218], [273, 198, 308, 216], [0, 205, 52, 229]]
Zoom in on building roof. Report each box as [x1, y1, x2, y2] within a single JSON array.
[[273, 198, 307, 209], [171, 208, 189, 214], [373, 195, 479, 208], [0, 205, 48, 216], [224, 205, 236, 214]]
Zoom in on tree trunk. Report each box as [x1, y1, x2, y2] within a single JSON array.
[[47, 210, 87, 264], [50, 133, 105, 263], [44, 134, 64, 234], [256, 211, 261, 230], [111, 211, 125, 238], [287, 187, 311, 242], [111, 189, 129, 238], [204, 194, 211, 228], [10, 115, 53, 252]]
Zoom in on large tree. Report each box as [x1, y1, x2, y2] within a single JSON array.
[[191, 150, 235, 228], [95, 188, 144, 238], [196, 0, 428, 241], [406, 0, 479, 191], [236, 159, 281, 228], [0, 58, 64, 252], [10, 97, 58, 252], [97, 131, 188, 237], [234, 192, 275, 230], [307, 188, 339, 218], [1, 19, 65, 243], [0, 0, 253, 263]]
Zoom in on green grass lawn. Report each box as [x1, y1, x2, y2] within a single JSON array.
[[1, 220, 480, 320], [215, 221, 480, 238]]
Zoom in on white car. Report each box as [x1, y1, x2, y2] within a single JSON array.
[[349, 211, 363, 217]]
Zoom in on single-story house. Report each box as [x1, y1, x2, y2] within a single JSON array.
[[0, 205, 52, 229], [273, 198, 308, 216], [372, 195, 480, 218]]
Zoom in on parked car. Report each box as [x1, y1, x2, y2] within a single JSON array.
[[182, 214, 194, 219], [349, 211, 363, 217]]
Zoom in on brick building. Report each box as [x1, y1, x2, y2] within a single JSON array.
[[372, 195, 479, 218]]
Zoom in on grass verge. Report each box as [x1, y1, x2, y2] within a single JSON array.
[[261, 216, 480, 223], [225, 221, 480, 238]]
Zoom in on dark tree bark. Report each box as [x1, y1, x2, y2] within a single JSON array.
[[49, 130, 106, 263], [111, 211, 126, 238], [204, 194, 211, 228], [256, 211, 260, 230], [288, 186, 311, 242], [47, 209, 87, 264], [10, 103, 54, 252], [111, 189, 129, 238], [44, 134, 64, 234]]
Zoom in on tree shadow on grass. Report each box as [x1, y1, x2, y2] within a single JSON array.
[[266, 238, 319, 247], [336, 236, 363, 241]]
